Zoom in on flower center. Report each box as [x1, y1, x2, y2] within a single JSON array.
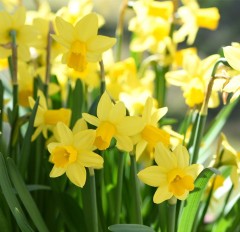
[[51, 145, 77, 168], [94, 121, 116, 150], [141, 125, 170, 149], [67, 40, 87, 72], [44, 108, 71, 126], [147, 1, 172, 20], [183, 86, 204, 107], [167, 168, 194, 196]]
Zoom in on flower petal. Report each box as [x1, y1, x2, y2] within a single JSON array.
[[97, 91, 113, 120], [153, 186, 173, 204], [109, 101, 126, 123], [136, 139, 148, 161], [82, 113, 99, 127], [138, 166, 166, 187], [184, 164, 203, 179], [73, 129, 96, 150], [78, 151, 103, 169], [66, 163, 86, 187], [87, 35, 116, 53], [154, 142, 177, 169], [54, 122, 73, 145], [50, 165, 66, 177], [75, 13, 98, 42], [115, 135, 133, 152], [223, 46, 240, 71], [174, 144, 189, 168], [73, 118, 88, 134]]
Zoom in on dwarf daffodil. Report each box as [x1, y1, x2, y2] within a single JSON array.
[[138, 143, 203, 203], [82, 91, 144, 152], [29, 91, 71, 140], [48, 122, 103, 187], [52, 13, 116, 72]]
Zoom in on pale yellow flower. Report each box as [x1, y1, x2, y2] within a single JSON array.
[[132, 97, 170, 161], [52, 13, 116, 72], [138, 143, 203, 203], [48, 122, 103, 187], [28, 91, 71, 141], [166, 53, 220, 108], [174, 0, 220, 44], [82, 91, 144, 152]]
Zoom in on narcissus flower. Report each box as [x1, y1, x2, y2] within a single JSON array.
[[82, 91, 144, 152], [166, 53, 220, 108], [138, 143, 203, 203], [132, 97, 170, 161], [52, 13, 116, 72], [29, 91, 71, 140], [48, 122, 103, 187], [0, 6, 39, 61]]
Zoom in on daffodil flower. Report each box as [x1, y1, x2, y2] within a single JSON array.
[[132, 97, 170, 161], [48, 122, 103, 187], [28, 91, 71, 140], [138, 143, 203, 203], [82, 91, 144, 152], [52, 13, 116, 72]]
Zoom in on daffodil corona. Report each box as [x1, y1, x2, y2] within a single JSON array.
[[138, 143, 203, 203], [52, 13, 116, 72]]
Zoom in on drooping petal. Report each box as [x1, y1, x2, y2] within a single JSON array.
[[49, 165, 66, 177], [136, 139, 148, 161], [73, 130, 96, 150], [154, 142, 177, 170], [174, 144, 189, 168], [66, 163, 86, 187], [153, 186, 173, 204], [82, 113, 100, 127], [78, 151, 103, 169], [115, 135, 133, 152], [75, 13, 98, 42], [97, 91, 113, 120], [151, 107, 168, 124], [117, 116, 144, 136], [138, 166, 166, 187]]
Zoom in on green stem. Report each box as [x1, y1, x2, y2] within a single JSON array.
[[130, 154, 142, 224], [99, 60, 105, 94], [167, 198, 177, 232], [114, 152, 125, 223], [89, 168, 99, 232]]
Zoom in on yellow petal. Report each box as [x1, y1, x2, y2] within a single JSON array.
[[75, 13, 98, 42], [55, 122, 73, 145], [66, 163, 86, 187], [12, 6, 26, 28], [78, 151, 103, 169], [47, 142, 61, 154], [109, 101, 126, 123], [155, 142, 177, 170], [174, 144, 189, 168], [115, 135, 133, 152], [153, 186, 173, 204], [73, 129, 96, 150], [82, 113, 99, 127], [50, 165, 66, 177], [97, 91, 113, 120], [87, 35, 116, 54], [117, 116, 144, 136], [184, 164, 203, 179], [223, 46, 240, 71], [136, 140, 148, 161], [138, 166, 166, 187], [72, 118, 88, 134]]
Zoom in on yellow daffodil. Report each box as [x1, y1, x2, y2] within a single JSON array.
[[56, 0, 104, 27], [166, 53, 220, 108], [52, 13, 116, 72], [129, 0, 172, 53], [0, 6, 39, 61], [28, 91, 71, 141], [138, 143, 203, 203], [174, 0, 220, 44], [82, 91, 144, 152], [223, 43, 240, 72], [212, 134, 240, 188], [48, 122, 103, 187], [132, 97, 170, 162]]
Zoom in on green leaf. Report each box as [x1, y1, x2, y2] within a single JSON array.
[[19, 97, 39, 176], [0, 153, 34, 232], [178, 168, 220, 232], [7, 157, 49, 232], [108, 224, 155, 232]]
